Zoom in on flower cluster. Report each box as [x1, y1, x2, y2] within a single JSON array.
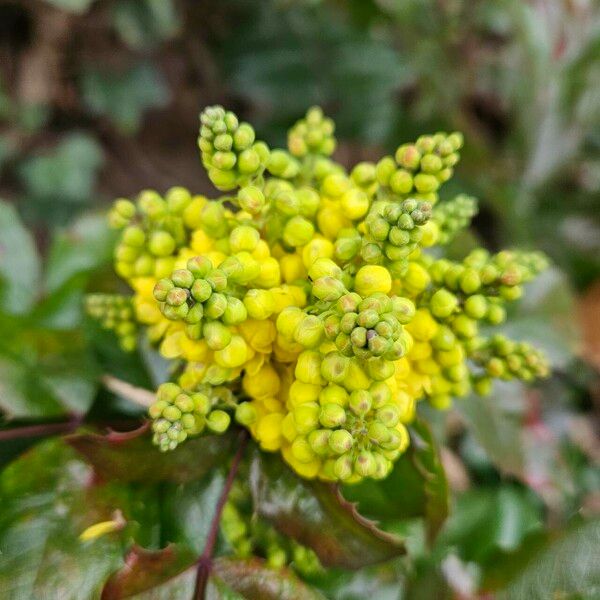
[[92, 106, 550, 483]]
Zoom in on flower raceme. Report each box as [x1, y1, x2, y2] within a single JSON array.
[[88, 105, 550, 483]]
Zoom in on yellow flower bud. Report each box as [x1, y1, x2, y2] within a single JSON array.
[[244, 289, 275, 320], [254, 257, 281, 288], [354, 265, 392, 296], [302, 237, 334, 269], [279, 253, 307, 283], [243, 363, 281, 400]]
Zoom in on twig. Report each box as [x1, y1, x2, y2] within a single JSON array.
[[193, 429, 249, 599], [0, 418, 81, 441], [101, 375, 155, 408]]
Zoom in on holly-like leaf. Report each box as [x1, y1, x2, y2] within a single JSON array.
[[68, 425, 236, 483], [0, 200, 40, 316], [249, 450, 405, 569], [101, 544, 196, 600], [210, 558, 326, 600], [343, 418, 449, 541]]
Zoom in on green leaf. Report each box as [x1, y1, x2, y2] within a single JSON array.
[[502, 267, 579, 369], [0, 439, 127, 599], [81, 64, 170, 134], [343, 418, 449, 540], [249, 450, 405, 569], [42, 0, 95, 14], [457, 381, 526, 478], [18, 133, 104, 222], [499, 519, 600, 599], [45, 212, 115, 295], [438, 486, 542, 566], [0, 200, 40, 315], [210, 558, 326, 600], [68, 425, 236, 483], [112, 0, 181, 50], [0, 327, 98, 419]]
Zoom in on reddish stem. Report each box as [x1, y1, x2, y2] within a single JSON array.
[[0, 418, 142, 442], [193, 429, 249, 599]]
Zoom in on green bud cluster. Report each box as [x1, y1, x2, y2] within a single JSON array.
[[288, 350, 410, 482], [287, 106, 336, 158], [153, 255, 249, 347], [199, 105, 270, 191], [149, 382, 234, 451], [110, 187, 195, 280], [85, 294, 137, 351], [221, 480, 322, 577], [433, 194, 478, 244], [471, 335, 550, 383], [363, 198, 432, 273], [376, 131, 463, 204], [323, 292, 413, 361]]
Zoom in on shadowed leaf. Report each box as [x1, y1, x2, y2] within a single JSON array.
[[68, 425, 236, 483], [249, 450, 405, 569]]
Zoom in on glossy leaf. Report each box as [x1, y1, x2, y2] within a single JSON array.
[[210, 558, 326, 600], [0, 440, 127, 599], [101, 544, 196, 600], [249, 450, 405, 569], [68, 425, 236, 483]]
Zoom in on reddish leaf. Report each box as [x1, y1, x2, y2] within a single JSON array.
[[68, 425, 236, 483], [101, 544, 196, 599], [249, 450, 405, 569]]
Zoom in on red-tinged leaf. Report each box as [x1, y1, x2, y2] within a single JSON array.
[[101, 544, 196, 600], [249, 450, 405, 569], [209, 557, 326, 600], [67, 425, 236, 483]]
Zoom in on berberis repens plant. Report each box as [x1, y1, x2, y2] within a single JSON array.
[[92, 105, 549, 484]]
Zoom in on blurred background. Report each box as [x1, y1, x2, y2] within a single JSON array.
[[0, 0, 599, 597]]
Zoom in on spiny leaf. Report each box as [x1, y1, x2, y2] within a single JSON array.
[[249, 449, 405, 569], [210, 557, 326, 600], [68, 424, 236, 483], [101, 544, 196, 600]]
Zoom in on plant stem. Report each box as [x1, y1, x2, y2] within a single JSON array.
[[193, 429, 249, 599], [101, 375, 155, 407], [0, 417, 142, 442], [0, 418, 81, 441]]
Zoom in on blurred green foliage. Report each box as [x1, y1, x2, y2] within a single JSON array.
[[0, 0, 598, 597]]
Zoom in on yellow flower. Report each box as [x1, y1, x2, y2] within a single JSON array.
[[406, 308, 438, 341], [279, 253, 307, 283], [302, 237, 334, 269], [190, 229, 214, 254], [238, 318, 277, 353], [243, 363, 281, 400], [256, 413, 285, 451], [354, 265, 392, 296]]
